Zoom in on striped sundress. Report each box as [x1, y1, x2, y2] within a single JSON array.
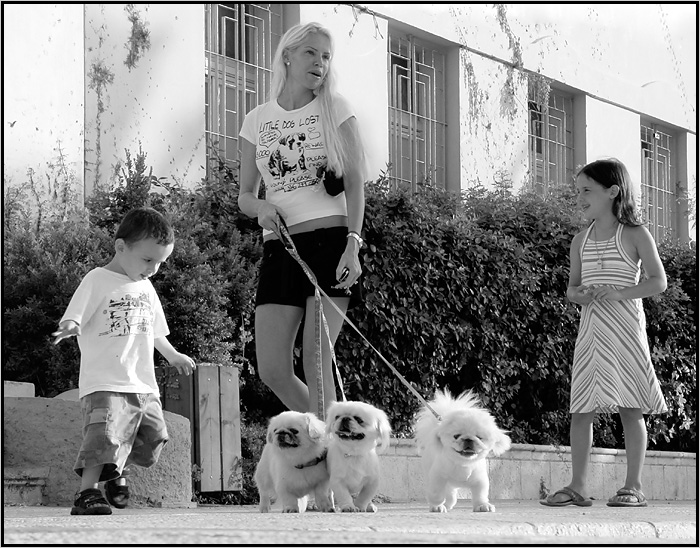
[[570, 221, 667, 415]]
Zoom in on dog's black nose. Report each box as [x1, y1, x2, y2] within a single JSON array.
[[277, 430, 298, 446]]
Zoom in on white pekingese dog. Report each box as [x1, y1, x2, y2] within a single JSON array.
[[254, 411, 334, 513], [325, 400, 392, 512], [413, 389, 511, 513]]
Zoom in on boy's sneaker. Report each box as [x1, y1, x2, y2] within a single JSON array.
[[71, 488, 112, 515]]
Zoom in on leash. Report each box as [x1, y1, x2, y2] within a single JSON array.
[[273, 215, 347, 421], [274, 214, 441, 421]]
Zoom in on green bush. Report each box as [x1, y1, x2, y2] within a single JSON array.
[[335, 177, 696, 452], [336, 180, 579, 444], [642, 241, 697, 451], [2, 213, 113, 395], [2, 153, 696, 456]]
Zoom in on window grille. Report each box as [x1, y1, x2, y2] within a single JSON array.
[[388, 33, 446, 191], [641, 125, 675, 241], [527, 82, 574, 194], [205, 4, 283, 167]]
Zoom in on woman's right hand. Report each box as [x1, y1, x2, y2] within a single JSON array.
[[257, 202, 287, 235]]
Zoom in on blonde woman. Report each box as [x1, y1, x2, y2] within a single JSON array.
[[238, 22, 366, 416]]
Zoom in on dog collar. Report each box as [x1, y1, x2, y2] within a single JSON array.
[[294, 448, 328, 469]]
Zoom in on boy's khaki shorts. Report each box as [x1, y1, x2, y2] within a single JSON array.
[[74, 391, 169, 482]]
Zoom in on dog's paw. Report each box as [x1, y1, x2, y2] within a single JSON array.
[[282, 506, 300, 513], [363, 502, 378, 513], [258, 504, 271, 513], [314, 498, 335, 513], [338, 504, 360, 513], [473, 503, 496, 512], [429, 504, 448, 513]]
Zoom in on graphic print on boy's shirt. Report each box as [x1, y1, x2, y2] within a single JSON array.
[[99, 291, 155, 337], [256, 113, 326, 193]]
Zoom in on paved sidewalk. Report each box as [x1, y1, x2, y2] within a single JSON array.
[[3, 500, 696, 545]]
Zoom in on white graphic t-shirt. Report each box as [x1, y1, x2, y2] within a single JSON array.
[[60, 267, 169, 398], [239, 94, 354, 236]]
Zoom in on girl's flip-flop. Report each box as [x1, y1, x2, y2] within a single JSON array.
[[606, 487, 647, 507], [540, 486, 593, 507]]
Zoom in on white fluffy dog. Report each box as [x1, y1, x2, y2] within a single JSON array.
[[413, 390, 511, 512], [254, 411, 334, 513], [325, 400, 392, 512]]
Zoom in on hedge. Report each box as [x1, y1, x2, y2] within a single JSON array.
[[2, 152, 696, 454]]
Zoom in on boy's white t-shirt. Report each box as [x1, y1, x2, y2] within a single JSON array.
[[239, 94, 354, 237], [60, 267, 169, 398]]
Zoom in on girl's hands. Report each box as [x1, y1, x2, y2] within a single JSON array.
[[52, 320, 81, 345], [569, 284, 594, 306], [570, 284, 625, 305], [588, 285, 624, 302]]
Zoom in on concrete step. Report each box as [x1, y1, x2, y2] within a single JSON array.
[[3, 467, 50, 506]]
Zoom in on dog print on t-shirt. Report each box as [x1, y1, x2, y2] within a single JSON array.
[[255, 112, 327, 193]]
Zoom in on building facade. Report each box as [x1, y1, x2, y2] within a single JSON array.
[[3, 3, 696, 242]]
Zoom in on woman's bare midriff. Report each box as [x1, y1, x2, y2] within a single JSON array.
[[263, 215, 348, 242]]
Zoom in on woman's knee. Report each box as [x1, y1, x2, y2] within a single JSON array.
[[257, 363, 288, 390]]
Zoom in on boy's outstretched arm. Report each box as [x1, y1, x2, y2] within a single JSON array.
[[154, 337, 196, 375], [52, 320, 81, 345]]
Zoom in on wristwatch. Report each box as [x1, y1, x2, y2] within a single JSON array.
[[346, 231, 364, 247]]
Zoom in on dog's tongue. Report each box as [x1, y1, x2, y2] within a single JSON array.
[[337, 430, 364, 440], [278, 432, 299, 448], [279, 440, 298, 448]]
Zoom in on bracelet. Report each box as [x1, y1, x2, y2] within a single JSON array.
[[346, 231, 363, 247]]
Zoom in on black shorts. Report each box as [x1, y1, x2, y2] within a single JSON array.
[[256, 226, 363, 309]]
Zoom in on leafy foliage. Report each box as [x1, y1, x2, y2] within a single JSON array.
[[334, 175, 696, 452], [2, 213, 113, 395], [2, 151, 696, 455]]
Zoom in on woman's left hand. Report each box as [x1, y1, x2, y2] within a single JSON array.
[[333, 243, 361, 290]]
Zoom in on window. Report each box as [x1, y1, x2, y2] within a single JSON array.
[[641, 125, 676, 242], [527, 81, 574, 194], [388, 32, 446, 190], [205, 4, 283, 166]]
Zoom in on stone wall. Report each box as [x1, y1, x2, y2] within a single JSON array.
[[379, 438, 697, 503], [3, 396, 193, 507]]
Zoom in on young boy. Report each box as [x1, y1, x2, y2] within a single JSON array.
[[53, 207, 196, 515]]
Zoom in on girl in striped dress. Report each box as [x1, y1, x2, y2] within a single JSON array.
[[541, 159, 667, 508]]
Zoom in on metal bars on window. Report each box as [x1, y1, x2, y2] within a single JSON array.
[[527, 82, 574, 194], [640, 125, 675, 242], [205, 4, 283, 167], [388, 34, 446, 191]]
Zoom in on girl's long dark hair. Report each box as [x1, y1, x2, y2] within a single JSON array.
[[577, 158, 643, 226]]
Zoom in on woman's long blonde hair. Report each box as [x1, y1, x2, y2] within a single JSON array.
[[269, 22, 352, 176]]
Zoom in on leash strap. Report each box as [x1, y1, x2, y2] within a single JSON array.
[[313, 287, 325, 419], [275, 214, 440, 421], [273, 216, 347, 420]]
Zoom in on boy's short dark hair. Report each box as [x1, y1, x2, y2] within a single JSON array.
[[115, 207, 175, 246]]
